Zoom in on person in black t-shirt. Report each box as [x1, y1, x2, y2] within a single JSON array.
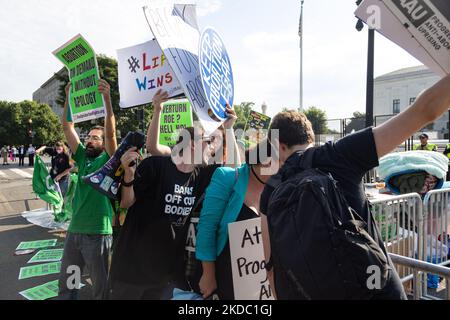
[[108, 123, 240, 300], [36, 142, 72, 196], [261, 75, 450, 300], [110, 89, 241, 299]]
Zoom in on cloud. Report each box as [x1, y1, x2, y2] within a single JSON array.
[[196, 0, 222, 17]]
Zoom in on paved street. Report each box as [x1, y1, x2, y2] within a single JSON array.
[[0, 158, 91, 300]]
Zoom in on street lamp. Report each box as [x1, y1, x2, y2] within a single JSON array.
[[261, 102, 268, 115], [356, 0, 374, 128], [28, 118, 34, 145]]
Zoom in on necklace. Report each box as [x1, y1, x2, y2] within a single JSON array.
[[251, 165, 266, 185]]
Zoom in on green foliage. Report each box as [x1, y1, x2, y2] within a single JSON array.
[[0, 100, 64, 146], [345, 111, 366, 134], [233, 102, 255, 130], [303, 106, 329, 134]]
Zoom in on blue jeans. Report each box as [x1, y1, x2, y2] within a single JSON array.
[[57, 176, 69, 198], [58, 233, 112, 300]]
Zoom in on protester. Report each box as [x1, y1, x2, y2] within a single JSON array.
[[57, 79, 117, 300], [36, 142, 72, 196], [127, 89, 241, 297], [108, 93, 242, 300], [18, 145, 26, 166], [260, 74, 450, 300], [196, 142, 274, 299], [146, 89, 236, 165], [413, 133, 437, 151], [27, 144, 36, 166]]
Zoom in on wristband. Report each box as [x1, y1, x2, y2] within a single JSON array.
[[121, 178, 134, 187]]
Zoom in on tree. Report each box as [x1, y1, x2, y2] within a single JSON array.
[[345, 111, 366, 134], [0, 100, 64, 146], [303, 106, 329, 134], [233, 102, 255, 130], [55, 54, 153, 140]]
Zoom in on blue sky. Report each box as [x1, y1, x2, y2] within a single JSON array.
[[0, 0, 421, 120]]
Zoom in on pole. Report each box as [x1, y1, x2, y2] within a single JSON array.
[[299, 0, 304, 111], [365, 28, 374, 128], [448, 110, 450, 142]]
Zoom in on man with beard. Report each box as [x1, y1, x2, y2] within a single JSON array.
[[58, 79, 117, 300]]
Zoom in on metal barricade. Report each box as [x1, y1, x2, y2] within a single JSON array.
[[421, 188, 450, 299], [369, 193, 423, 297]]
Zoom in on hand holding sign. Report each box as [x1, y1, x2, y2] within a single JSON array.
[[82, 131, 146, 199], [98, 79, 111, 102], [120, 147, 142, 175], [152, 89, 170, 112], [223, 105, 238, 129]]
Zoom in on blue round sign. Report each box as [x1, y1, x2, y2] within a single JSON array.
[[199, 27, 234, 121]]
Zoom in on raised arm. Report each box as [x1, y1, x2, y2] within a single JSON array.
[[223, 105, 242, 167], [119, 148, 141, 209], [146, 89, 171, 156], [373, 75, 450, 158], [62, 83, 81, 154], [98, 79, 117, 157]]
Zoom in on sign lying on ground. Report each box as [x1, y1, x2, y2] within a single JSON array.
[[159, 99, 194, 147], [53, 34, 105, 123], [19, 262, 62, 280], [228, 218, 274, 300], [143, 3, 235, 134], [355, 0, 450, 76], [19, 280, 59, 301], [27, 249, 64, 264], [16, 239, 57, 251], [117, 40, 183, 109]]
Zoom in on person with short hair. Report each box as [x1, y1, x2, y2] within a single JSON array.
[[27, 144, 36, 166], [58, 79, 117, 300], [18, 145, 26, 166], [260, 75, 450, 300], [413, 133, 437, 151]]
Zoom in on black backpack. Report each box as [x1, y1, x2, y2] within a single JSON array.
[[266, 149, 390, 300]]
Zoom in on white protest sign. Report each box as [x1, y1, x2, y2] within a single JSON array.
[[117, 40, 183, 109], [143, 2, 223, 134], [355, 0, 450, 76], [228, 218, 274, 300]]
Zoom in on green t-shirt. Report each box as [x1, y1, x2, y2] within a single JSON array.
[[68, 144, 113, 235]]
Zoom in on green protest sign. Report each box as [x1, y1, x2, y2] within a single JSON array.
[[16, 239, 57, 251], [53, 34, 105, 123], [159, 99, 193, 147], [18, 262, 61, 280], [19, 280, 59, 301], [28, 249, 64, 264]]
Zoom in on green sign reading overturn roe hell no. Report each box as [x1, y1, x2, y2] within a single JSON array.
[[159, 100, 193, 147], [53, 34, 105, 123]]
